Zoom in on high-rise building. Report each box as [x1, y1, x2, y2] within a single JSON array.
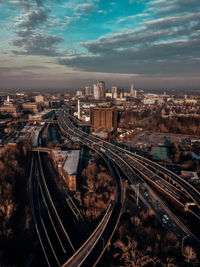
[[130, 83, 137, 98], [85, 86, 92, 96], [97, 81, 105, 98], [77, 99, 81, 120], [93, 84, 100, 100], [90, 106, 118, 131], [35, 94, 44, 103], [118, 88, 124, 98], [112, 87, 124, 99], [112, 86, 117, 96], [76, 90, 83, 96]]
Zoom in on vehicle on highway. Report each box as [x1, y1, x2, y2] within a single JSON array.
[[163, 214, 169, 220], [162, 217, 167, 224]]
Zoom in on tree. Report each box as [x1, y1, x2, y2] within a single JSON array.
[[183, 246, 198, 264]]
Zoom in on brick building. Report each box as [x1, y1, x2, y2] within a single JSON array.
[[90, 106, 118, 132]]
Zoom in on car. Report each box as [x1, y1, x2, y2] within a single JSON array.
[[162, 217, 167, 224], [163, 214, 169, 220]]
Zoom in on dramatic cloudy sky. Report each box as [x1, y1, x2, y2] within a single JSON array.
[[0, 0, 200, 90]]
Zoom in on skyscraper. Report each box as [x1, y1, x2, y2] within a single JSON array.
[[97, 81, 105, 98], [93, 84, 100, 100], [111, 87, 124, 99], [130, 83, 137, 98], [85, 86, 92, 96]]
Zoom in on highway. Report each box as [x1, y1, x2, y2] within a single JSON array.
[[62, 111, 200, 213], [62, 158, 124, 267], [57, 111, 200, 244], [28, 109, 200, 266]]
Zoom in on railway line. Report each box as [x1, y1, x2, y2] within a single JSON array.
[[28, 109, 200, 266], [29, 120, 124, 266]]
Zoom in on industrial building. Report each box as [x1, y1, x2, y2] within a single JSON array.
[[52, 150, 80, 191]]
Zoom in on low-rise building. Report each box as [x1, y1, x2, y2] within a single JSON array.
[[23, 103, 39, 113], [52, 150, 80, 191], [0, 105, 18, 117]]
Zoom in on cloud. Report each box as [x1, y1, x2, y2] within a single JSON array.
[[11, 33, 64, 56], [10, 1, 64, 57], [80, 10, 200, 54], [56, 0, 200, 77], [35, 0, 44, 6], [8, 0, 44, 8], [74, 3, 95, 15], [148, 0, 200, 15], [8, 0, 33, 9], [15, 29, 33, 37], [72, 0, 100, 15], [15, 8, 50, 29], [117, 13, 148, 23], [58, 38, 200, 75], [97, 10, 107, 15]]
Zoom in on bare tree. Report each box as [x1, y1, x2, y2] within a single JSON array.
[[183, 246, 198, 264]]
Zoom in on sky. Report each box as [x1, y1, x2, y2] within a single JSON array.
[[0, 0, 200, 91]]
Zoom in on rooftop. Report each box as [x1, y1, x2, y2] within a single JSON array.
[[63, 150, 80, 176]]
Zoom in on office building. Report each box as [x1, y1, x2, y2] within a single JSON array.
[[97, 81, 105, 98], [112, 87, 117, 97], [130, 83, 137, 98], [35, 94, 44, 103], [76, 90, 83, 97], [23, 103, 39, 113], [93, 84, 100, 100], [85, 86, 92, 96], [0, 105, 18, 117], [112, 87, 124, 99]]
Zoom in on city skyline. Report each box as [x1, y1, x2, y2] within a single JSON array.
[[0, 0, 200, 90]]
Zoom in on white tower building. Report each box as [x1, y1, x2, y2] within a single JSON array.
[[78, 99, 81, 120], [93, 84, 100, 100]]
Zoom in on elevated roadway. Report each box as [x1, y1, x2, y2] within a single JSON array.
[[58, 110, 200, 216]]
